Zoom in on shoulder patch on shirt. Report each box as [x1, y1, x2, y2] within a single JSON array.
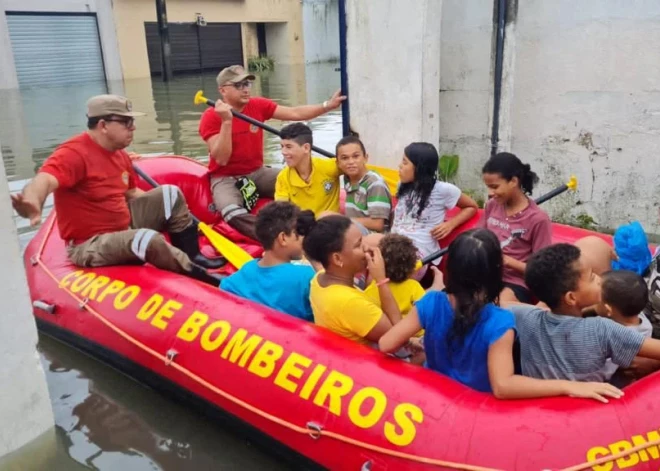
[[121, 171, 129, 186]]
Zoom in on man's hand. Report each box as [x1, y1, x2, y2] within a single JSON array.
[[11, 193, 42, 226], [215, 101, 233, 122], [325, 89, 347, 111]]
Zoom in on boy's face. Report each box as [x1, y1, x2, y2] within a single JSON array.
[[337, 143, 368, 179], [566, 255, 602, 309], [281, 139, 310, 168], [277, 230, 304, 260]]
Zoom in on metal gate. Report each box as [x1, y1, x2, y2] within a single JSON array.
[[6, 13, 106, 88]]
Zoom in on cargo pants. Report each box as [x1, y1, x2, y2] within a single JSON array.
[[211, 166, 280, 240], [67, 185, 194, 273]]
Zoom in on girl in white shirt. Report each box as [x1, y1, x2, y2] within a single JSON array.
[[391, 142, 478, 278]]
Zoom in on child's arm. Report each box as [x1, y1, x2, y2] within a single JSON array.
[[352, 180, 392, 233], [488, 330, 624, 402], [366, 247, 402, 325], [379, 308, 423, 353], [635, 337, 660, 361], [274, 171, 290, 201], [431, 193, 479, 240]]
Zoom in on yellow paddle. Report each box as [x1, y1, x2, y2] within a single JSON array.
[[133, 164, 253, 269]]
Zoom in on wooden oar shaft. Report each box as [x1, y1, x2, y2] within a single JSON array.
[[201, 95, 335, 158]]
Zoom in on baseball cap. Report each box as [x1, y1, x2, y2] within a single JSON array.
[[216, 65, 256, 86], [86, 95, 146, 118]]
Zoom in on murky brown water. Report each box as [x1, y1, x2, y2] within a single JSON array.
[[0, 62, 341, 470]]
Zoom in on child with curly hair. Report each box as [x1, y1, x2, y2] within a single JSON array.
[[365, 234, 444, 337]]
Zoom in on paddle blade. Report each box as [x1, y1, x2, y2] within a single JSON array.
[[567, 175, 578, 191], [198, 222, 253, 269], [194, 90, 207, 106]]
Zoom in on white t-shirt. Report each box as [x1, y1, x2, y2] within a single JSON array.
[[392, 181, 461, 262]]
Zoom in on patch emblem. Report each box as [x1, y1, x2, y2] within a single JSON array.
[[323, 180, 334, 194], [121, 171, 130, 186], [250, 124, 259, 133]]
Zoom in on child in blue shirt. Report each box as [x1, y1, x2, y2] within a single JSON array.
[[220, 201, 316, 321], [380, 229, 625, 402]]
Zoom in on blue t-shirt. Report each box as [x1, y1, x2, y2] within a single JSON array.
[[416, 291, 515, 392], [220, 260, 315, 321]]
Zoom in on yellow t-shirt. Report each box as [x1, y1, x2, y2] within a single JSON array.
[[274, 156, 340, 217], [310, 273, 383, 345], [364, 278, 426, 337]]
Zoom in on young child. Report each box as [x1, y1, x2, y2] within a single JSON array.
[[391, 142, 478, 274], [380, 229, 621, 402], [220, 201, 316, 321], [274, 122, 340, 217], [478, 152, 552, 304], [509, 243, 660, 389], [597, 270, 654, 384], [364, 234, 443, 337], [336, 136, 392, 234]]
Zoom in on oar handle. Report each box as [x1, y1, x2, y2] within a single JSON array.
[[132, 164, 200, 225], [194, 90, 335, 158], [418, 176, 579, 267]]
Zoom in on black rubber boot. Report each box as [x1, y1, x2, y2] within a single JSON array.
[[170, 224, 227, 270], [187, 264, 225, 286]]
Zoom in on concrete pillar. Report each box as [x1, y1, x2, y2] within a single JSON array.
[[345, 0, 442, 168], [0, 143, 54, 458]]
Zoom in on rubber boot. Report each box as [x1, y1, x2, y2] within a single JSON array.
[[170, 224, 227, 270], [187, 264, 224, 287]]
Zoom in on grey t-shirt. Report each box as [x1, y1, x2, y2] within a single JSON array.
[[511, 304, 646, 382]]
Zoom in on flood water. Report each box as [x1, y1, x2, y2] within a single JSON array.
[[0, 62, 341, 471]]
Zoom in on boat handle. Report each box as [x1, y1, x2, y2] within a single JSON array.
[[33, 300, 56, 315], [306, 421, 323, 440]]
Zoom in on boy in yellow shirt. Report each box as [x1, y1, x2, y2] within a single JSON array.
[[365, 234, 444, 337], [274, 123, 340, 216]]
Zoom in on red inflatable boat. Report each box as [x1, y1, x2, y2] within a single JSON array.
[[24, 156, 660, 471]]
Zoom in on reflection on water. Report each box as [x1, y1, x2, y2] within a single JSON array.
[[27, 335, 287, 471], [1, 62, 340, 470]]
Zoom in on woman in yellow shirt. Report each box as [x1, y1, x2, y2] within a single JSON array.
[[301, 215, 402, 345]]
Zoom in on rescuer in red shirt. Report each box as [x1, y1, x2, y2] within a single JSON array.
[[199, 65, 346, 239], [12, 95, 224, 285]]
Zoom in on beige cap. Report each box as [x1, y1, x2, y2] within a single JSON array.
[[216, 65, 256, 86], [86, 95, 146, 118]]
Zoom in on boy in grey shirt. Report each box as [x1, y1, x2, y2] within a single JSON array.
[[508, 244, 660, 382]]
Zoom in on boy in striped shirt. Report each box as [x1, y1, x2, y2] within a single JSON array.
[[336, 136, 392, 234], [506, 243, 660, 386]]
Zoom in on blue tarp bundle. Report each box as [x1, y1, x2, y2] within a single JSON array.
[[612, 221, 652, 275]]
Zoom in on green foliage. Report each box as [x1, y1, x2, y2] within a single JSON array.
[[438, 154, 459, 182], [557, 212, 599, 231], [463, 188, 486, 209], [247, 55, 275, 72]]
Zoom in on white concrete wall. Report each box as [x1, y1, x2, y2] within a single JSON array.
[[0, 143, 54, 458], [346, 0, 442, 169], [438, 0, 494, 194], [265, 22, 293, 65], [302, 0, 339, 64], [506, 1, 660, 232], [0, 0, 123, 89]]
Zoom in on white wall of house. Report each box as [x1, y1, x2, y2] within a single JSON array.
[[302, 0, 339, 64], [349, 0, 660, 233], [345, 0, 442, 169], [0, 0, 123, 89]]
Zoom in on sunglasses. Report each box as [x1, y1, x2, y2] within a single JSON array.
[[223, 80, 253, 90], [104, 117, 135, 128]]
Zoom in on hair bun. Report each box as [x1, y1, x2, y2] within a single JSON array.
[[296, 210, 317, 237]]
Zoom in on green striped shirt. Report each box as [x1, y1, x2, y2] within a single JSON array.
[[344, 171, 392, 222]]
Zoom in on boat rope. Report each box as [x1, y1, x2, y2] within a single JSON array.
[[33, 215, 660, 471]]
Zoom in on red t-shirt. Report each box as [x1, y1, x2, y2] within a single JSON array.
[[39, 132, 137, 242], [477, 198, 552, 288], [198, 96, 278, 177]]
